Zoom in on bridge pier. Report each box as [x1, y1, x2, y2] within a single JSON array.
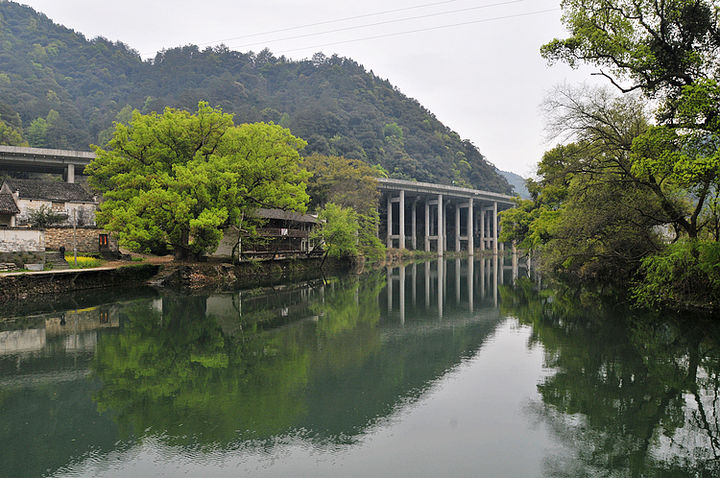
[[66, 163, 75, 183], [378, 179, 511, 255]]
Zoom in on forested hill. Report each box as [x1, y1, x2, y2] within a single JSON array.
[[0, 1, 512, 193]]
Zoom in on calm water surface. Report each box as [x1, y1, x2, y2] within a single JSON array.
[[1, 257, 718, 477]]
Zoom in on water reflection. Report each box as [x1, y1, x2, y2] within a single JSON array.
[[0, 259, 510, 477], [500, 280, 720, 477], [1, 256, 716, 477], [383, 255, 523, 322]]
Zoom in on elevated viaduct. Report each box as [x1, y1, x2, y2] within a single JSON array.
[[0, 147, 516, 254]]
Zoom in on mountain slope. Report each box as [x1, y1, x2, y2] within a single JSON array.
[[0, 1, 511, 193], [498, 170, 529, 199]]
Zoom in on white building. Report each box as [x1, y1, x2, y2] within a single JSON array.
[[0, 178, 97, 227]]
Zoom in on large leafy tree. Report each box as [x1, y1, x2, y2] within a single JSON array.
[[303, 154, 386, 260], [87, 102, 309, 258], [502, 90, 666, 283], [542, 0, 720, 239], [542, 0, 720, 96], [509, 0, 720, 307], [311, 203, 360, 264]]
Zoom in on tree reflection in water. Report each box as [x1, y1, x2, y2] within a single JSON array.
[[501, 279, 720, 477], [91, 264, 502, 451]]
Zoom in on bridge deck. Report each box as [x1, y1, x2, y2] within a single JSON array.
[[377, 178, 515, 206], [0, 146, 93, 174]]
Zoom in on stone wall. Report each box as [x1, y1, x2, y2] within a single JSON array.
[[0, 228, 44, 253], [0, 264, 160, 302], [157, 257, 353, 291], [0, 251, 45, 268], [45, 227, 118, 253]]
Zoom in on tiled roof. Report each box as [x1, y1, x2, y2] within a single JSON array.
[[0, 183, 19, 215], [1, 179, 95, 203], [256, 208, 318, 224], [0, 193, 19, 216]]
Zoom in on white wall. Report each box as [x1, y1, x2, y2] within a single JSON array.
[[16, 199, 96, 227], [0, 228, 45, 252]]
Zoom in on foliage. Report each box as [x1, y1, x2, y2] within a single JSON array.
[[27, 204, 66, 228], [0, 103, 27, 146], [303, 154, 379, 213], [0, 119, 26, 146], [356, 209, 386, 262], [542, 2, 720, 241], [303, 154, 386, 260], [531, 0, 720, 310], [311, 203, 359, 259], [542, 0, 720, 97], [87, 102, 309, 257], [501, 93, 666, 284], [500, 281, 720, 475], [633, 239, 720, 312], [0, 2, 512, 193]]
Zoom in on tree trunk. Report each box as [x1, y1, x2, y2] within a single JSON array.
[[174, 229, 191, 260]]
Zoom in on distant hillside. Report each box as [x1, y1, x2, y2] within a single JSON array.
[[498, 169, 529, 199], [0, 1, 511, 193]]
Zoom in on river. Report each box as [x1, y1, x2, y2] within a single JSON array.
[[0, 257, 718, 477]]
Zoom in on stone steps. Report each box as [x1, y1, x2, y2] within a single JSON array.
[[45, 251, 69, 270]]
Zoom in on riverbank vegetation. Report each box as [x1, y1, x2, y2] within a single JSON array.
[[302, 154, 386, 261], [501, 0, 720, 314], [87, 102, 310, 260], [500, 279, 720, 474], [88, 104, 386, 263]]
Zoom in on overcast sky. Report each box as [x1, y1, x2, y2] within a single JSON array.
[[18, 0, 603, 177]]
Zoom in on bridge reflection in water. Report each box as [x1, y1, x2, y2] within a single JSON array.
[[0, 257, 528, 478], [384, 254, 530, 323]]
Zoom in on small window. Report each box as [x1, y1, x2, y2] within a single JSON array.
[[51, 202, 64, 211]]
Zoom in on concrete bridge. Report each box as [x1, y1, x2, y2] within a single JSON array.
[[0, 147, 517, 253], [378, 178, 515, 256], [0, 146, 92, 183]]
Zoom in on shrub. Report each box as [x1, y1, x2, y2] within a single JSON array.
[[64, 254, 103, 269], [28, 204, 66, 228], [633, 240, 720, 312]]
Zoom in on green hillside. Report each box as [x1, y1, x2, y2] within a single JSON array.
[[0, 1, 511, 193]]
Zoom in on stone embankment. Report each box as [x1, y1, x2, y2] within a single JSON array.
[[0, 257, 355, 303], [0, 264, 160, 302], [152, 257, 354, 291]]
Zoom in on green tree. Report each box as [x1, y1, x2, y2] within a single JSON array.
[[0, 119, 26, 146], [87, 102, 309, 258], [0, 103, 27, 146], [26, 117, 48, 148], [634, 239, 720, 311], [502, 91, 666, 283], [311, 203, 359, 263], [534, 0, 720, 309], [542, 0, 720, 96], [303, 154, 385, 260], [542, 2, 720, 240]]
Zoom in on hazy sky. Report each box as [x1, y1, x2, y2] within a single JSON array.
[[18, 0, 603, 177]]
